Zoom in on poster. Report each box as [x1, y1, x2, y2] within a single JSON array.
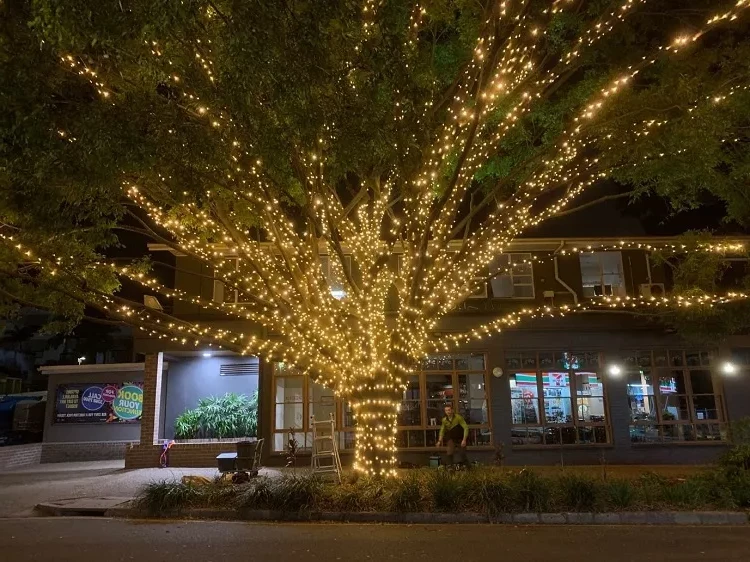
[[54, 382, 144, 423]]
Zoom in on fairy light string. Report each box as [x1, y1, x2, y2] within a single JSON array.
[[17, 1, 746, 476]]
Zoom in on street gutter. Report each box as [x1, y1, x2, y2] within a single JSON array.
[[94, 504, 750, 525]]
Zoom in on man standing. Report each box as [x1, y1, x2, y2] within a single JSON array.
[[436, 404, 469, 467]]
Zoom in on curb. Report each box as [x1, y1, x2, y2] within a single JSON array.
[[110, 507, 750, 525]]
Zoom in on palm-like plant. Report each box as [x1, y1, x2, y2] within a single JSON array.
[[173, 391, 258, 440]]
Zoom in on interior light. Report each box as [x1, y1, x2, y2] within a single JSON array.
[[607, 364, 622, 376], [202, 352, 213, 358], [721, 361, 737, 375]]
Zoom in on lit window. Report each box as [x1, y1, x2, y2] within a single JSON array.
[[508, 351, 610, 446], [625, 350, 726, 444]]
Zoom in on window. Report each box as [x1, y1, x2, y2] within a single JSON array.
[[272, 355, 491, 454], [272, 362, 355, 452], [399, 353, 492, 449], [213, 258, 252, 304], [490, 253, 535, 298], [508, 351, 609, 446], [624, 350, 726, 444], [579, 252, 625, 297], [320, 255, 352, 300]]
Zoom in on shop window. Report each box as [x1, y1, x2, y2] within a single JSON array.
[[399, 376, 422, 426], [509, 351, 610, 446], [579, 252, 626, 297], [626, 350, 726, 444], [397, 353, 492, 450], [272, 363, 354, 452], [272, 355, 491, 453], [490, 253, 535, 298]]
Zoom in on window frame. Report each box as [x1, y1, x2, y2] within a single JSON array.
[[271, 363, 355, 453], [579, 251, 627, 298], [624, 350, 727, 445], [507, 351, 611, 447], [398, 353, 493, 450], [490, 253, 535, 299]]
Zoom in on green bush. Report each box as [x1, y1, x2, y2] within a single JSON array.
[[136, 465, 750, 517], [474, 472, 513, 516], [428, 470, 467, 511], [558, 474, 600, 511], [174, 391, 258, 440], [136, 481, 202, 515], [720, 444, 750, 473], [605, 479, 635, 510], [389, 473, 423, 513], [325, 477, 390, 512], [507, 469, 552, 512], [238, 475, 321, 511]]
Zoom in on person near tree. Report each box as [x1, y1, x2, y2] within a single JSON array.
[[436, 404, 469, 466]]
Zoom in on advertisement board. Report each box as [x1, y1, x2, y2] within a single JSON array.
[[54, 382, 144, 423]]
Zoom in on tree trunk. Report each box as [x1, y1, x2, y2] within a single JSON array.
[[352, 395, 400, 477]]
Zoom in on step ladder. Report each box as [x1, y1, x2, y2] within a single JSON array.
[[310, 413, 342, 483]]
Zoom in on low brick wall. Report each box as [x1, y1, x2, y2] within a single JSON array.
[[40, 441, 135, 463], [126, 442, 246, 468], [0, 443, 43, 470]]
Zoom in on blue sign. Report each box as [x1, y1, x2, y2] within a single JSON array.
[[80, 386, 105, 411]]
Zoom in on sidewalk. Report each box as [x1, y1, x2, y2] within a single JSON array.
[[0, 460, 278, 517]]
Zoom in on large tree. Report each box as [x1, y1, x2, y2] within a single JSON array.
[[2, 0, 750, 474]]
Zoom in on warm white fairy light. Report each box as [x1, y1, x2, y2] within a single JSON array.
[[7, 1, 743, 477]]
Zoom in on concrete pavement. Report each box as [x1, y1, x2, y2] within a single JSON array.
[[0, 460, 279, 517], [1, 519, 749, 561]]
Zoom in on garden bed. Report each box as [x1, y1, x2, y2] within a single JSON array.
[[135, 466, 750, 519]]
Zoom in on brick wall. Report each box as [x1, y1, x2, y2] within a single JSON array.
[[40, 441, 135, 463], [126, 442, 247, 468], [0, 443, 42, 470], [140, 352, 163, 446]]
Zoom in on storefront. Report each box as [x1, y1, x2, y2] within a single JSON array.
[[119, 338, 750, 468]]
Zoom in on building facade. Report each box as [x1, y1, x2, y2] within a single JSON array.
[[119, 236, 750, 468]]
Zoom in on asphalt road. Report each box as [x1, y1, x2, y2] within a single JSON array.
[[1, 519, 749, 561]]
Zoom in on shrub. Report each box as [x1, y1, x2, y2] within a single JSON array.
[[558, 474, 600, 511], [634, 472, 668, 510], [604, 479, 635, 510], [390, 473, 423, 513], [659, 478, 709, 509], [326, 477, 389, 512], [174, 391, 258, 440], [428, 470, 466, 511], [238, 475, 321, 511], [720, 444, 750, 473], [475, 472, 513, 516], [507, 469, 552, 512], [136, 481, 201, 515]]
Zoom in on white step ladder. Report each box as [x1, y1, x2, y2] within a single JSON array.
[[310, 413, 342, 483]]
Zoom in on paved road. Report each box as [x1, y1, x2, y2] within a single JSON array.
[[1, 519, 749, 561]]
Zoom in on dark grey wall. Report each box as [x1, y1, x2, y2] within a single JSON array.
[[162, 356, 260, 439], [723, 371, 750, 424], [44, 371, 144, 443]]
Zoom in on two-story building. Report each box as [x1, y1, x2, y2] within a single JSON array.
[[96, 233, 750, 469]]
